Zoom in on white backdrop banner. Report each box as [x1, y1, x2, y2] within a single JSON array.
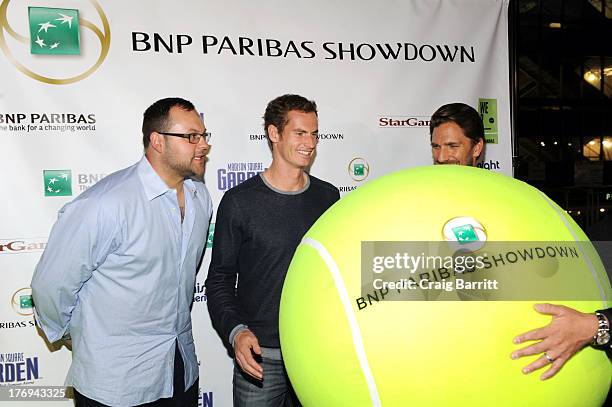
[[0, 0, 511, 405]]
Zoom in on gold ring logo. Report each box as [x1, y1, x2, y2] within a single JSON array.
[[11, 287, 33, 316], [0, 0, 110, 84], [348, 157, 370, 182]]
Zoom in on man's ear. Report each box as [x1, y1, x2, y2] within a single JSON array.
[[268, 124, 281, 143], [473, 138, 484, 159], [149, 131, 164, 154]]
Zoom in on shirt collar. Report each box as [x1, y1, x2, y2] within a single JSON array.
[[137, 156, 200, 201], [137, 156, 171, 201], [185, 178, 199, 197]]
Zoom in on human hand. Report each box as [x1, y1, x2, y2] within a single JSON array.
[[511, 303, 598, 380], [61, 333, 72, 349], [234, 329, 263, 380]]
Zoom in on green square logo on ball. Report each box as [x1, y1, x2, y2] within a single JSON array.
[[43, 170, 72, 196], [452, 224, 478, 243], [29, 7, 80, 55]]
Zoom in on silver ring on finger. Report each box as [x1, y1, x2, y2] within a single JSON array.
[[543, 352, 554, 363]]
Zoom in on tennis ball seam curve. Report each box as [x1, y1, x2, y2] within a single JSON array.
[[301, 236, 382, 407], [538, 191, 609, 306]]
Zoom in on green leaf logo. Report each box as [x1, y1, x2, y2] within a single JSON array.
[[43, 169, 72, 196], [452, 224, 479, 243], [29, 7, 80, 55], [206, 223, 215, 248]]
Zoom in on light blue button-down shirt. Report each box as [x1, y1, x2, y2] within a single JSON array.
[[31, 157, 212, 406]]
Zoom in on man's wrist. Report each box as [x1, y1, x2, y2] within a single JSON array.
[[591, 311, 611, 349], [229, 324, 249, 348]]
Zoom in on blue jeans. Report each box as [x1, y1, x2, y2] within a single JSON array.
[[233, 349, 300, 407]]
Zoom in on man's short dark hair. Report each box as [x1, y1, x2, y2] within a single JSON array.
[[263, 94, 317, 150], [429, 103, 484, 144], [142, 97, 195, 149]]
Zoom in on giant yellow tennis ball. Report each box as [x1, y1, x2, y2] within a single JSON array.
[[280, 165, 611, 407]]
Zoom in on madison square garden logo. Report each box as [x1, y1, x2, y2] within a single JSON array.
[[348, 157, 370, 182], [0, 1, 110, 84], [43, 169, 72, 196], [217, 162, 265, 192], [0, 351, 40, 384]]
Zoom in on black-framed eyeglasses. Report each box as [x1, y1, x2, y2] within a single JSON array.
[[157, 132, 212, 144]]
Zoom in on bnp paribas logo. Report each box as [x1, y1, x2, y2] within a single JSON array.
[[348, 157, 370, 182], [28, 7, 79, 55], [206, 223, 215, 248], [442, 216, 487, 251], [0, 0, 110, 84], [451, 224, 479, 242], [11, 287, 33, 316], [43, 169, 72, 196]]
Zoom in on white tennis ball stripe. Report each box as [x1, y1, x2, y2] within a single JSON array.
[[538, 191, 609, 307], [301, 236, 382, 407]]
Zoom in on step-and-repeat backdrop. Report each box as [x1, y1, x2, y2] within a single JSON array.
[[0, 1, 510, 405]]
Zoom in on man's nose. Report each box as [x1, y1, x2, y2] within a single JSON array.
[[197, 135, 210, 149], [438, 146, 450, 162], [306, 133, 318, 148]]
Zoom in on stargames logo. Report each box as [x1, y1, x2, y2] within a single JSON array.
[[0, 0, 110, 84], [43, 169, 71, 196], [378, 116, 430, 128], [0, 238, 47, 254], [348, 157, 369, 182], [11, 288, 33, 316]]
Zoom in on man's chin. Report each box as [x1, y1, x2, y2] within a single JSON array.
[[290, 160, 312, 171], [180, 167, 205, 180], [191, 169, 205, 179], [191, 162, 206, 177]]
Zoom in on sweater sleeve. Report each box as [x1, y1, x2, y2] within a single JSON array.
[[205, 192, 246, 347]]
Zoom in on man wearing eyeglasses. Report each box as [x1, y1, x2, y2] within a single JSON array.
[[31, 97, 213, 406], [206, 94, 340, 406]]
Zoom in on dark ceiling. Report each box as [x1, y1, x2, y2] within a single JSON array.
[[513, 0, 612, 227]]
